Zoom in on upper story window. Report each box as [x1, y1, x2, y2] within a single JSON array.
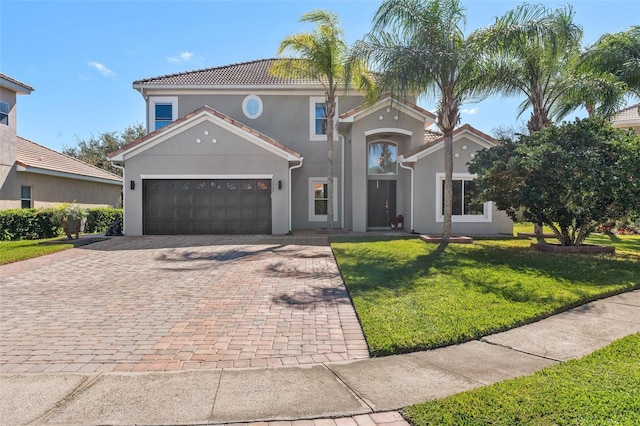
[[21, 186, 32, 209], [242, 95, 263, 119], [0, 101, 9, 126], [148, 97, 178, 132], [368, 141, 398, 175], [435, 173, 492, 223], [155, 104, 173, 129], [309, 96, 338, 141]]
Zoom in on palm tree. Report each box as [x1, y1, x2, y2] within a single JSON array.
[[583, 26, 640, 98], [471, 3, 583, 133], [471, 3, 582, 240], [272, 10, 372, 230], [350, 0, 482, 240]]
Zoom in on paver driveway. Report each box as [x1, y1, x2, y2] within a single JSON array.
[[0, 235, 369, 373]]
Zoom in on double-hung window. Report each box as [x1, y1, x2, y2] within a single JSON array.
[[435, 173, 491, 222], [21, 186, 32, 209], [148, 97, 178, 132], [0, 101, 9, 126], [309, 96, 338, 141]]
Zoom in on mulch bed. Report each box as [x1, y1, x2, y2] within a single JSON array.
[[531, 243, 615, 254]]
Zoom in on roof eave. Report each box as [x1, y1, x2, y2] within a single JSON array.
[[16, 165, 122, 185]]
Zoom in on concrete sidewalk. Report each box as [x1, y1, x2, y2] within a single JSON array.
[[2, 290, 638, 426]]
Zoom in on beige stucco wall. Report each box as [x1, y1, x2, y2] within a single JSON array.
[[412, 136, 513, 235], [0, 167, 121, 210], [0, 87, 18, 207], [122, 120, 292, 235]]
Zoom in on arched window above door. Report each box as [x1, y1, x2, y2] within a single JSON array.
[[368, 141, 398, 175]]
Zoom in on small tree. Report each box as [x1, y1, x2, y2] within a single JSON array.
[[63, 123, 145, 176], [469, 118, 640, 246]]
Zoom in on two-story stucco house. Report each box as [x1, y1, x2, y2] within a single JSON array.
[[108, 59, 512, 235], [0, 73, 123, 210]]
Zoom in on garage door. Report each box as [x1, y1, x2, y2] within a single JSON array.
[[143, 179, 272, 235]]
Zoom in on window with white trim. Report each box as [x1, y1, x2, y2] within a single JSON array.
[[435, 173, 492, 222], [308, 177, 338, 222], [242, 95, 263, 119], [21, 186, 32, 209], [0, 101, 9, 126], [309, 96, 338, 141], [148, 97, 178, 132]]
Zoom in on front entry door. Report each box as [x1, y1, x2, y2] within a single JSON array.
[[367, 180, 396, 228]]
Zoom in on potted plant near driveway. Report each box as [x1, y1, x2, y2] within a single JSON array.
[[56, 204, 87, 240]]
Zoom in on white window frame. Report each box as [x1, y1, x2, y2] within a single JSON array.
[[148, 96, 178, 133], [242, 94, 263, 119], [0, 101, 9, 126], [435, 173, 492, 223], [309, 96, 338, 141], [20, 186, 32, 209], [308, 177, 338, 222]]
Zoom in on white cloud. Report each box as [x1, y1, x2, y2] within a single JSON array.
[[88, 62, 116, 77], [167, 51, 199, 64], [461, 108, 479, 115], [77, 74, 91, 81]]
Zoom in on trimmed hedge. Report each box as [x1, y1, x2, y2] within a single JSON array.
[[0, 208, 60, 241], [85, 208, 122, 234], [0, 207, 123, 241]]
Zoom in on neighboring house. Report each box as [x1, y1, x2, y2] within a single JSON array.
[[0, 73, 122, 210], [109, 59, 512, 235], [611, 103, 640, 134]]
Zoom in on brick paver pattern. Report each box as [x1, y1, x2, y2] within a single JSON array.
[[0, 235, 369, 373]]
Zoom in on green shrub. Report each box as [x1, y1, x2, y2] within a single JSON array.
[[85, 208, 122, 233], [0, 208, 61, 241]]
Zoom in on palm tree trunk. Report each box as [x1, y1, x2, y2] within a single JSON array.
[[326, 96, 335, 230], [443, 131, 453, 240]]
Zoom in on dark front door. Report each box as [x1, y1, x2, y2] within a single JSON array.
[[367, 180, 396, 228], [143, 179, 272, 235]]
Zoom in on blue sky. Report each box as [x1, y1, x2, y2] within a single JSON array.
[[2, 0, 639, 153]]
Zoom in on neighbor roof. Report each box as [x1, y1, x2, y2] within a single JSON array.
[[16, 137, 122, 185], [0, 73, 34, 94], [612, 103, 640, 125], [133, 59, 323, 87], [109, 105, 302, 161]]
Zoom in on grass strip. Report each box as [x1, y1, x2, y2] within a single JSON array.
[[403, 332, 640, 425]]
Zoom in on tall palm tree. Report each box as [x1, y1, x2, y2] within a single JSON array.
[[583, 26, 640, 98], [471, 3, 582, 240], [350, 0, 481, 239], [471, 3, 583, 133], [272, 10, 372, 230]]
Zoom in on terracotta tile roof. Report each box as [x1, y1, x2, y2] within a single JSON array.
[[109, 106, 302, 160], [133, 59, 322, 87], [404, 124, 499, 158], [0, 73, 34, 93], [16, 137, 122, 184], [424, 127, 442, 143], [339, 95, 436, 121], [612, 103, 640, 123]]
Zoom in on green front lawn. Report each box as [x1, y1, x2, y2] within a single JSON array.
[[331, 238, 639, 356], [0, 237, 100, 265], [403, 332, 640, 425]]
